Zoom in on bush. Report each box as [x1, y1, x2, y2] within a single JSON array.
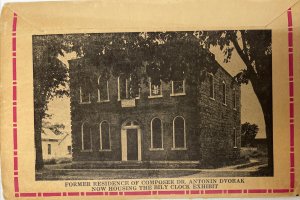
[[44, 158, 56, 165]]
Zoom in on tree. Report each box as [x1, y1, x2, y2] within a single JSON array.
[[34, 31, 273, 174], [198, 30, 273, 174], [33, 35, 71, 170], [241, 122, 259, 147]]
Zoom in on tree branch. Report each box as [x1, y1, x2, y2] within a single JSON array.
[[229, 32, 257, 80]]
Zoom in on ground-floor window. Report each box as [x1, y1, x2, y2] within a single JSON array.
[[81, 122, 92, 151], [67, 145, 71, 154], [100, 121, 111, 150], [47, 144, 51, 155], [151, 118, 163, 149], [173, 116, 186, 149], [233, 128, 237, 148]]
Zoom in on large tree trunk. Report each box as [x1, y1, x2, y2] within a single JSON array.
[[34, 91, 46, 171], [260, 99, 273, 175], [251, 80, 273, 175], [34, 109, 44, 170]]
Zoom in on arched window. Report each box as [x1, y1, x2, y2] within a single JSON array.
[[222, 81, 227, 105], [151, 118, 163, 149], [233, 88, 237, 109], [208, 74, 214, 99], [79, 87, 91, 103], [100, 121, 111, 150], [98, 76, 109, 102], [173, 116, 186, 149], [81, 122, 92, 151]]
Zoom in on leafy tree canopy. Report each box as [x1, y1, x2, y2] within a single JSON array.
[[241, 122, 259, 147]]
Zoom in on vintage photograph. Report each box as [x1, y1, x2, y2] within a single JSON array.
[[33, 31, 273, 180]]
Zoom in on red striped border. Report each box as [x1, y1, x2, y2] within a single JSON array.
[[12, 8, 296, 197], [287, 8, 295, 193]]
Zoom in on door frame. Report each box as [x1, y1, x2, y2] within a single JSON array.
[[121, 122, 141, 161]]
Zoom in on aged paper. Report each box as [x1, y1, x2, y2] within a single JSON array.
[[0, 0, 299, 199]]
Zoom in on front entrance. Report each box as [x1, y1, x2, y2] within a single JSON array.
[[127, 129, 138, 160], [121, 121, 141, 161]]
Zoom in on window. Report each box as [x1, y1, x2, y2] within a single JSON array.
[[151, 118, 163, 149], [172, 116, 186, 149], [118, 75, 140, 100], [100, 121, 111, 150], [81, 122, 92, 151], [208, 74, 214, 99], [233, 88, 237, 109], [79, 87, 91, 103], [98, 76, 109, 102], [233, 128, 237, 148], [67, 146, 72, 154], [149, 78, 162, 98], [48, 144, 51, 155], [171, 80, 186, 96], [222, 81, 227, 105]]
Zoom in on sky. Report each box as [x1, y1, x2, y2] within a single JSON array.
[[46, 42, 266, 138]]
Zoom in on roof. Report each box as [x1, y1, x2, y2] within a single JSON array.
[[41, 128, 67, 141]]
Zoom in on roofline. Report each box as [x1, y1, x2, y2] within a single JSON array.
[[58, 133, 70, 145]]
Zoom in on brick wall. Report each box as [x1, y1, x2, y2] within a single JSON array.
[[198, 67, 241, 167], [69, 58, 241, 167]]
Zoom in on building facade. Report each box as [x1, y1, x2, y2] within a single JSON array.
[[69, 58, 241, 168]]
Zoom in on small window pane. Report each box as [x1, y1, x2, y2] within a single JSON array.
[[152, 118, 162, 148], [101, 122, 110, 150], [174, 117, 185, 148], [151, 82, 162, 96], [173, 81, 184, 94]]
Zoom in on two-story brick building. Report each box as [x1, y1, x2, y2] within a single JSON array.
[[68, 57, 241, 168]]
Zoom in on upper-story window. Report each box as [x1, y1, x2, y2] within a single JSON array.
[[172, 116, 186, 150], [79, 86, 91, 104], [150, 118, 163, 150], [222, 81, 227, 105], [118, 75, 140, 100], [208, 74, 215, 99], [171, 80, 186, 96], [97, 76, 109, 102], [233, 88, 237, 109], [81, 122, 92, 151], [149, 78, 162, 98], [99, 121, 111, 151]]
